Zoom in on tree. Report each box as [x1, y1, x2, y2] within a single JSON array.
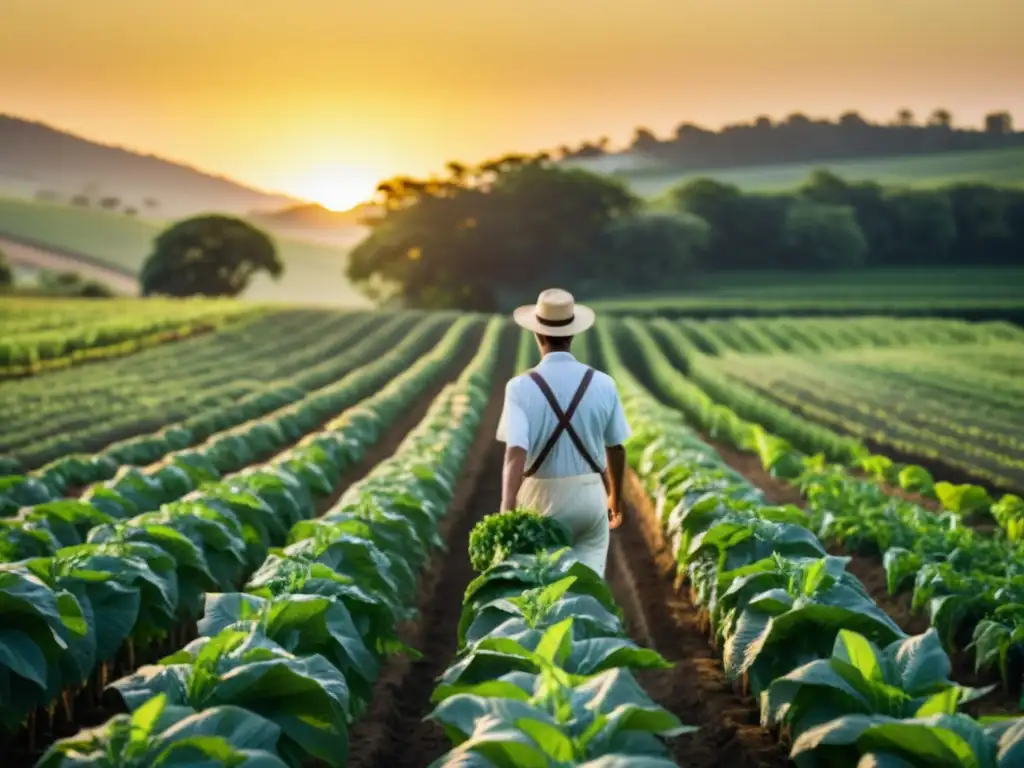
[[347, 160, 638, 311], [895, 109, 915, 127], [984, 112, 1013, 135], [928, 109, 952, 128], [631, 127, 660, 154], [0, 248, 12, 287], [99, 196, 121, 210], [881, 190, 956, 265], [140, 215, 282, 297], [600, 212, 709, 292], [124, 207, 139, 217], [782, 200, 868, 269], [71, 195, 90, 207]]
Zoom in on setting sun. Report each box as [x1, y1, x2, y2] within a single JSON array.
[[289, 163, 382, 212]]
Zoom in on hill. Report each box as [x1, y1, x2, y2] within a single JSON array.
[[580, 146, 1024, 198], [0, 196, 370, 307], [0, 114, 301, 218]]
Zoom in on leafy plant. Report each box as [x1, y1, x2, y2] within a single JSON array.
[[37, 693, 289, 767], [468, 509, 572, 573], [763, 628, 991, 739]]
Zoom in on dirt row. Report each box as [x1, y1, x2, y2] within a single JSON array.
[[348, 337, 793, 767]]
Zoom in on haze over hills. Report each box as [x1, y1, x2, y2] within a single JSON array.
[[0, 114, 304, 218]]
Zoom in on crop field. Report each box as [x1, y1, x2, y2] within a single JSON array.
[[592, 267, 1024, 318], [1, 298, 1023, 767], [618, 145, 1024, 198], [0, 197, 369, 306]]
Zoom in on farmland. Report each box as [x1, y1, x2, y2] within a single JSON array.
[[618, 145, 1024, 199], [1, 298, 1023, 767], [0, 196, 369, 306]]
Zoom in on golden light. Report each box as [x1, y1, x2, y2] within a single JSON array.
[[290, 163, 382, 212]]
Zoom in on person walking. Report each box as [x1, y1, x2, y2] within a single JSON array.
[[497, 288, 631, 577]]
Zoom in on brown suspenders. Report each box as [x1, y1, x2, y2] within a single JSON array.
[[523, 368, 605, 479]]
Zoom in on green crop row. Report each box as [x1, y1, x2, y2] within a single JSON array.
[[0, 297, 260, 376], [711, 352, 1024, 493], [0, 313, 455, 506], [613, 320, 1024, 697], [426, 547, 689, 766], [596, 323, 1024, 767], [0, 316, 483, 756], [0, 311, 399, 470], [29, 317, 504, 768], [631, 318, 1024, 538]]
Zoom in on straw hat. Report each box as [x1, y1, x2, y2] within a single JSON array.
[[513, 288, 595, 337]]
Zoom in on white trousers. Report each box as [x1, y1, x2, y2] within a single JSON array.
[[518, 473, 609, 577]]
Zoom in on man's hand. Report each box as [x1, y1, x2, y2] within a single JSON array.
[[607, 497, 624, 529]]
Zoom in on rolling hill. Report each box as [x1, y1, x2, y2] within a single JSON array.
[[0, 114, 301, 218]]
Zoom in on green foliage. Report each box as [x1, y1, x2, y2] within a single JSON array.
[[598, 211, 709, 294], [430, 549, 688, 764], [141, 215, 283, 298], [468, 509, 572, 573], [346, 156, 639, 310], [782, 199, 869, 269]]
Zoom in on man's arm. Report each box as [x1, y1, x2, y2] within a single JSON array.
[[497, 380, 529, 512], [501, 446, 527, 512], [603, 377, 632, 529], [605, 445, 626, 528]]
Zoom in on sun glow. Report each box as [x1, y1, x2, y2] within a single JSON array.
[[290, 163, 382, 212]]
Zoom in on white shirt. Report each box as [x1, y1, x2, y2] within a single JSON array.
[[496, 351, 631, 479]]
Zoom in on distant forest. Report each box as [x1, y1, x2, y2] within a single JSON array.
[[560, 109, 1021, 170]]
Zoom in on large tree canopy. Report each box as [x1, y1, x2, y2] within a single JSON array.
[[141, 215, 282, 297], [346, 155, 639, 310]]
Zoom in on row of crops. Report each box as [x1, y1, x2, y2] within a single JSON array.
[[1, 314, 465, 509], [0, 298, 259, 376], [0, 310, 429, 471], [2, 297, 1023, 765], [0, 317, 488, 761], [711, 349, 1024, 492], [628, 317, 1024, 501], [15, 319, 503, 767], [591, 324, 1024, 766], [608, 320, 1024, 689]]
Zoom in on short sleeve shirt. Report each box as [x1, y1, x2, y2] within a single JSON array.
[[496, 351, 631, 479]]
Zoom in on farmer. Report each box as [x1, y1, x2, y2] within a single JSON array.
[[497, 288, 631, 577]]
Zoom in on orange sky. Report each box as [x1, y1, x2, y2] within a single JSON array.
[[3, 0, 1022, 209]]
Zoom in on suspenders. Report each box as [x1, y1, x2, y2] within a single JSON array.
[[523, 368, 604, 479]]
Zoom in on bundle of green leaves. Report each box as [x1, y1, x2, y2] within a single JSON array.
[[468, 509, 572, 573]]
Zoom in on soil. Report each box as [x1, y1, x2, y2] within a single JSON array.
[[612, 472, 792, 768]]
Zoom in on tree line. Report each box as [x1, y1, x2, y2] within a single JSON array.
[[343, 156, 1024, 311], [561, 109, 1020, 170], [131, 153, 1023, 307]]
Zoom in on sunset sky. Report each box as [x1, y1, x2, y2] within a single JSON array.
[[3, 0, 1022, 209]]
